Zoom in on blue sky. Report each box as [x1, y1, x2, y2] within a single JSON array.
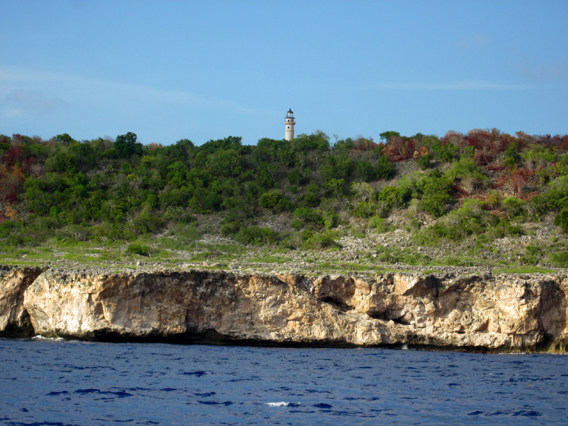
[[1, 0, 567, 146]]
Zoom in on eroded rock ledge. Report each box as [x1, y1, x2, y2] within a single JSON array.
[[1, 266, 567, 352]]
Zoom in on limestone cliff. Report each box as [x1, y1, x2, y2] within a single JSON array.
[[8, 267, 565, 352]]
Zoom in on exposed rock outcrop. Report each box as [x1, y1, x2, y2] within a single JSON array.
[[12, 267, 567, 352], [0, 266, 46, 337], [305, 273, 568, 351]]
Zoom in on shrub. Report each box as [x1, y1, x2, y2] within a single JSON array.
[[287, 169, 300, 185], [293, 208, 323, 226], [413, 200, 492, 244], [397, 171, 422, 199], [488, 219, 523, 238], [377, 186, 409, 211], [279, 233, 301, 250], [324, 178, 345, 198], [446, 156, 487, 185], [431, 141, 458, 163], [235, 226, 280, 246], [369, 216, 389, 233], [503, 142, 518, 169], [417, 170, 453, 217], [419, 192, 452, 218], [350, 181, 374, 202], [554, 209, 568, 232], [290, 218, 303, 230], [322, 210, 341, 229], [131, 205, 164, 234], [502, 196, 525, 219], [549, 251, 568, 267], [374, 156, 395, 180], [548, 197, 568, 210], [521, 245, 543, 265], [374, 246, 430, 265], [221, 221, 242, 236], [294, 131, 330, 152], [354, 161, 375, 182], [484, 191, 502, 210], [417, 154, 433, 170], [259, 191, 292, 213], [301, 230, 342, 250], [127, 243, 150, 256], [353, 201, 375, 218], [303, 192, 320, 207]]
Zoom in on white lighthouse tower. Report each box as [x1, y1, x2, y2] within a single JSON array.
[[284, 108, 295, 141]]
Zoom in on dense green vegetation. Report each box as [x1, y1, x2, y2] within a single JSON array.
[[1, 128, 568, 269]]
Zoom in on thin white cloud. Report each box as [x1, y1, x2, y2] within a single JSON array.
[[0, 68, 62, 82], [510, 48, 568, 83], [2, 108, 25, 118], [0, 66, 265, 116], [457, 34, 492, 51], [369, 81, 523, 90], [1, 89, 67, 117], [514, 63, 568, 82]]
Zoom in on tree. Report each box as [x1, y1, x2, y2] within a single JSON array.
[[259, 191, 291, 213], [55, 133, 75, 145], [503, 142, 518, 169], [351, 181, 374, 202], [69, 143, 97, 171], [374, 156, 394, 179], [168, 139, 194, 159], [115, 132, 143, 158], [354, 160, 375, 181], [379, 131, 400, 142], [417, 170, 453, 217], [324, 178, 345, 198], [554, 209, 568, 233]]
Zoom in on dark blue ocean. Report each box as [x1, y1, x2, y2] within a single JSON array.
[[0, 338, 566, 425]]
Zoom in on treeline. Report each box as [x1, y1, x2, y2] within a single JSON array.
[[1, 128, 568, 250]]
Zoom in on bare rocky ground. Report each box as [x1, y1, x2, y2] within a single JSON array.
[[133, 218, 565, 279], [30, 208, 566, 279]]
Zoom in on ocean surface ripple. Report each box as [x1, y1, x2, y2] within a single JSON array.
[[0, 338, 566, 425]]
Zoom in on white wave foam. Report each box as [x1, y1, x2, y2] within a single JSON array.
[[266, 402, 294, 407], [32, 335, 65, 342]]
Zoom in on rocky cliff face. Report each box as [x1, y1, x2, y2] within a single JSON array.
[[1, 266, 567, 352], [305, 273, 568, 351], [0, 266, 46, 337]]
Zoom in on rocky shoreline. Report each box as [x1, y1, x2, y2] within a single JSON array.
[[1, 265, 567, 353]]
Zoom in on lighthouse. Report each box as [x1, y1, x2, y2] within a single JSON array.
[[284, 109, 295, 141]]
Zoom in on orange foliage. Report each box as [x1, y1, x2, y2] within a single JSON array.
[[488, 163, 505, 171], [4, 206, 17, 219], [351, 137, 378, 152], [11, 165, 25, 181], [383, 136, 414, 162], [496, 168, 533, 194]]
